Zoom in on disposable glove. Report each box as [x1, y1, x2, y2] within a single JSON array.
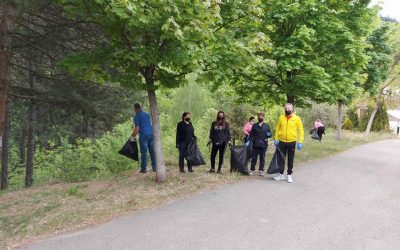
[[297, 143, 303, 150]]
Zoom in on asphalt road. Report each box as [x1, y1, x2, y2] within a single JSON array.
[[26, 139, 400, 250]]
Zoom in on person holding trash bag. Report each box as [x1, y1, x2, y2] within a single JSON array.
[[272, 103, 304, 183], [176, 112, 195, 173], [249, 112, 272, 176], [243, 116, 255, 143], [314, 119, 325, 142], [132, 102, 156, 173], [208, 111, 231, 174]]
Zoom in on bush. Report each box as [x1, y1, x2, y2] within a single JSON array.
[[34, 121, 138, 183], [357, 104, 389, 132], [297, 103, 342, 129], [342, 117, 354, 130]]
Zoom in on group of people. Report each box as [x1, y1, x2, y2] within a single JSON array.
[[133, 102, 306, 183]]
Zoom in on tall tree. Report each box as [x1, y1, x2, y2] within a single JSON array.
[[58, 0, 221, 182], [365, 22, 400, 134], [0, 1, 17, 169]]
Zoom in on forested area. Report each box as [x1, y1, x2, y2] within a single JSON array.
[[0, 0, 399, 189]]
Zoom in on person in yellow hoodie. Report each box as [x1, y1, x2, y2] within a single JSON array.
[[272, 103, 304, 183]]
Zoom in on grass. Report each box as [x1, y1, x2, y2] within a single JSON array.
[[0, 130, 396, 249]]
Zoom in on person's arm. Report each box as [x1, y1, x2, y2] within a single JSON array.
[[226, 122, 231, 143], [209, 122, 214, 142], [274, 116, 281, 141], [191, 122, 195, 138], [243, 124, 249, 136], [133, 115, 139, 137], [298, 117, 304, 143], [266, 124, 272, 138], [176, 123, 180, 147]]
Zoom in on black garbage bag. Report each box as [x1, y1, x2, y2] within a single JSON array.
[[311, 128, 319, 140], [309, 128, 315, 134], [185, 138, 206, 166], [230, 145, 250, 175], [118, 137, 139, 161], [246, 141, 253, 162], [267, 148, 284, 174]]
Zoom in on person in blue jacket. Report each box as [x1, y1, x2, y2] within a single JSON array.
[[132, 102, 156, 173], [249, 112, 272, 176]]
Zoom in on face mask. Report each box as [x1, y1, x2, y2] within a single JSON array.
[[285, 110, 292, 116], [184, 117, 191, 122], [258, 118, 264, 122]]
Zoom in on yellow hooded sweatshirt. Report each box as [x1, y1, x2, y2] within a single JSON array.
[[274, 113, 304, 143]]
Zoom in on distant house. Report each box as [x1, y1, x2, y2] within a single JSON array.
[[387, 109, 400, 133]]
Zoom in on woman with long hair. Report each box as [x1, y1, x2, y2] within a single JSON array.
[[208, 111, 231, 174]]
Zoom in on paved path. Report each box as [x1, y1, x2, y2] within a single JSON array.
[[27, 140, 400, 250]]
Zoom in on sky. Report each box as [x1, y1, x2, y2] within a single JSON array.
[[370, 0, 400, 21]]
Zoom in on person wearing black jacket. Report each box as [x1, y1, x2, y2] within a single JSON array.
[[208, 111, 231, 174], [176, 112, 195, 173], [250, 112, 272, 176]]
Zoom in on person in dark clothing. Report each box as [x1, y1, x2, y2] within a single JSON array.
[[250, 112, 272, 176], [208, 111, 231, 174], [176, 112, 195, 173], [314, 119, 325, 142]]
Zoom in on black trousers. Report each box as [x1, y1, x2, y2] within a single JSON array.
[[179, 143, 192, 170], [278, 141, 296, 175], [317, 127, 325, 142], [211, 143, 226, 170], [251, 146, 267, 171]]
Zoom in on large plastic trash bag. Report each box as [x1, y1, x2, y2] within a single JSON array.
[[185, 138, 206, 166], [267, 148, 284, 174], [118, 137, 139, 161], [230, 145, 250, 175]]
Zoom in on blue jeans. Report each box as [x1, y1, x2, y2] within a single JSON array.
[[139, 134, 156, 171]]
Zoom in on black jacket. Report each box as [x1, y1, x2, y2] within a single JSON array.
[[250, 122, 272, 148], [176, 121, 195, 146], [209, 121, 231, 145]]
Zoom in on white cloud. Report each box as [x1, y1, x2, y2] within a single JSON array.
[[370, 0, 400, 20]]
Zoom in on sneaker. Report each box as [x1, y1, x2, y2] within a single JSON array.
[[188, 168, 193, 173], [287, 175, 293, 183], [258, 170, 264, 176], [180, 169, 186, 173], [216, 169, 221, 174], [249, 170, 254, 176], [273, 174, 285, 181], [139, 169, 147, 174], [207, 169, 215, 173]]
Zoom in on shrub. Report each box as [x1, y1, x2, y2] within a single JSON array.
[[342, 117, 354, 130]]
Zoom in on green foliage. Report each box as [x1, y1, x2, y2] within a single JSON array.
[[58, 0, 221, 90], [297, 103, 340, 129], [342, 118, 354, 131], [347, 107, 360, 130], [357, 104, 389, 132], [364, 24, 392, 95], [33, 121, 138, 183]]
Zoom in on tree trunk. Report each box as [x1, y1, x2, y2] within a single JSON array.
[[286, 71, 295, 105], [19, 126, 26, 164], [0, 2, 17, 172], [147, 89, 166, 183], [365, 101, 380, 136], [26, 100, 36, 187], [286, 95, 295, 105], [25, 52, 36, 188], [1, 102, 10, 190], [336, 100, 343, 140]]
